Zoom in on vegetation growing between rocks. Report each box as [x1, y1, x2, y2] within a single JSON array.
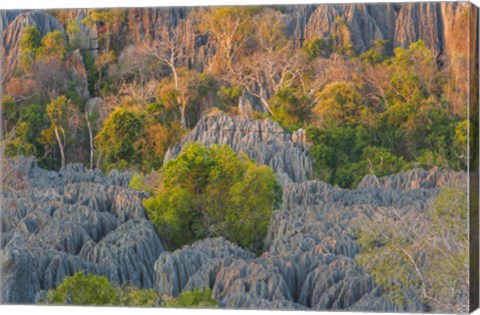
[[0, 4, 472, 312], [161, 288, 218, 308], [356, 188, 468, 312], [44, 271, 218, 307], [2, 7, 469, 189], [140, 143, 282, 252], [45, 272, 159, 306]]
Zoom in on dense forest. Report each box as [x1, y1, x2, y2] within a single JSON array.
[[1, 5, 472, 187]]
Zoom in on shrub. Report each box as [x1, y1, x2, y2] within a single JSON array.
[[162, 289, 218, 308], [45, 272, 160, 307], [46, 272, 118, 305], [143, 143, 282, 252]]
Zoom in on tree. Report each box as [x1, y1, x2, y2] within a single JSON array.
[[94, 50, 116, 94], [156, 69, 215, 129], [336, 146, 410, 188], [84, 100, 103, 169], [36, 30, 67, 63], [356, 187, 468, 312], [312, 82, 373, 128], [46, 272, 118, 305], [18, 26, 41, 72], [45, 272, 161, 307], [141, 24, 184, 92], [95, 107, 143, 172], [303, 37, 334, 60], [143, 143, 281, 252], [42, 96, 76, 169], [196, 7, 260, 73], [134, 123, 169, 171], [359, 39, 387, 65], [15, 29, 70, 101], [228, 163, 281, 249], [3, 103, 45, 160], [269, 86, 313, 132], [82, 9, 125, 52], [118, 286, 160, 307], [307, 125, 373, 187], [162, 289, 218, 308], [332, 17, 354, 57], [225, 9, 298, 116]]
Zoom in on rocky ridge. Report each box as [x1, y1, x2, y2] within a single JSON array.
[[154, 114, 466, 311], [0, 113, 467, 311], [1, 3, 474, 81], [0, 157, 164, 304], [164, 113, 313, 185], [1, 10, 65, 77], [151, 172, 464, 311]]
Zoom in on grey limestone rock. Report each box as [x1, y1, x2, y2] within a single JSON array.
[[152, 167, 465, 312], [0, 158, 163, 304], [164, 113, 313, 185], [2, 10, 65, 77]]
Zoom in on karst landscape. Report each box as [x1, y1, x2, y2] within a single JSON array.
[[0, 2, 476, 313]]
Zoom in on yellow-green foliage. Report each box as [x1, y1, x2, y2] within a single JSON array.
[[355, 188, 468, 312], [143, 142, 282, 252], [95, 108, 143, 172], [162, 289, 218, 308], [45, 272, 160, 307], [118, 286, 160, 307], [46, 272, 119, 305]]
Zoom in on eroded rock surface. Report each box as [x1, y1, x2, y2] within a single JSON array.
[[164, 113, 313, 185], [2, 10, 65, 77], [152, 167, 465, 311], [0, 157, 163, 304]]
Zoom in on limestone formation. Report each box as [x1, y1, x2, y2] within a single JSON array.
[[288, 2, 470, 60], [1, 140, 467, 311], [152, 165, 465, 311], [164, 113, 313, 185], [0, 157, 164, 304], [2, 10, 65, 77]]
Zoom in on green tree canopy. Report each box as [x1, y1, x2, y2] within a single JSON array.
[[312, 82, 373, 128], [46, 272, 119, 305], [36, 30, 67, 63], [162, 288, 218, 308], [40, 96, 77, 169], [95, 107, 143, 172], [18, 26, 41, 71], [45, 272, 160, 307], [143, 142, 282, 252]]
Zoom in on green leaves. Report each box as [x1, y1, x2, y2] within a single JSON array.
[[312, 82, 372, 128], [45, 96, 72, 128], [95, 107, 143, 172], [37, 30, 67, 63], [45, 272, 219, 308], [18, 26, 41, 71], [355, 188, 469, 312], [46, 272, 119, 305], [45, 272, 161, 307], [144, 143, 281, 252], [162, 288, 218, 308]]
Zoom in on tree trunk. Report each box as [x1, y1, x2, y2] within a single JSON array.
[[169, 57, 179, 91], [106, 24, 111, 52], [180, 104, 187, 130], [54, 126, 66, 169], [85, 112, 94, 169]]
